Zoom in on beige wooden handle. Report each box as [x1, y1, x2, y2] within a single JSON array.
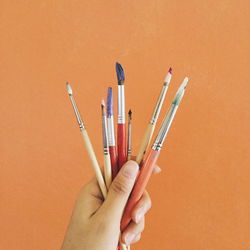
[[81, 129, 107, 198], [104, 154, 112, 189], [136, 123, 155, 164]]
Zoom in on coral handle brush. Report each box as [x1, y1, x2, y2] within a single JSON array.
[[121, 77, 188, 231], [136, 67, 172, 164], [116, 62, 127, 169], [107, 87, 119, 179]]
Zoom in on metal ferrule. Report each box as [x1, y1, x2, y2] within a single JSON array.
[[69, 95, 85, 130], [102, 115, 109, 155], [150, 83, 169, 124], [164, 72, 172, 84], [107, 116, 116, 146], [118, 85, 125, 124], [152, 104, 178, 151]]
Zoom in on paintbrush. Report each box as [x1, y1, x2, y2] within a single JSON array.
[[121, 77, 188, 230], [127, 110, 132, 160], [107, 87, 119, 179], [136, 67, 172, 164], [101, 99, 112, 189], [116, 62, 127, 169], [66, 82, 107, 198]]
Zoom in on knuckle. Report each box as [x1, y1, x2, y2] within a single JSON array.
[[111, 179, 130, 195]]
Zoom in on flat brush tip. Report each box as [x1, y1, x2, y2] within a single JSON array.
[[183, 77, 189, 88], [107, 87, 113, 116], [116, 62, 125, 84], [66, 82, 73, 95]]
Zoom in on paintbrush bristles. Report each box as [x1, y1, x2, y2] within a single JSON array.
[[164, 67, 173, 83], [116, 62, 125, 85], [66, 82, 73, 95], [128, 109, 132, 120], [107, 87, 113, 117], [172, 77, 188, 105], [101, 99, 106, 115]]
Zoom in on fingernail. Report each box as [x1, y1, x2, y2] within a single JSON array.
[[122, 161, 139, 179], [125, 233, 136, 245], [136, 207, 145, 223], [155, 166, 162, 173]]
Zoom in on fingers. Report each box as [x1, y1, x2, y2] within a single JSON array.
[[98, 161, 139, 220], [131, 190, 151, 223], [152, 164, 162, 174], [72, 178, 104, 219], [121, 217, 145, 245]]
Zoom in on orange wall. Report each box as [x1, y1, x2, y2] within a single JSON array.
[[0, 1, 249, 249]]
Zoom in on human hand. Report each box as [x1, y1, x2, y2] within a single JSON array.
[[61, 160, 161, 250]]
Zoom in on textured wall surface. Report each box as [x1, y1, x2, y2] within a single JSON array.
[[0, 1, 249, 249]]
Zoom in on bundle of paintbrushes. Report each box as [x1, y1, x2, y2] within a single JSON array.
[[66, 63, 188, 250]]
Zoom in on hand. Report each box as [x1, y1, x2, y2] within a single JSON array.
[[61, 160, 161, 250]]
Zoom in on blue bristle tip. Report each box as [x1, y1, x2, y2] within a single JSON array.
[[116, 62, 125, 84]]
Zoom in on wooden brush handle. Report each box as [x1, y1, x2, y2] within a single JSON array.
[[121, 150, 159, 231], [81, 129, 107, 198], [117, 124, 127, 169], [136, 123, 155, 164], [104, 154, 112, 189]]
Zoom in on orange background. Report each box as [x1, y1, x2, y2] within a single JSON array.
[[0, 1, 249, 249]]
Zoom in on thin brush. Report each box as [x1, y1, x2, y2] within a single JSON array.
[[101, 99, 112, 189], [136, 67, 172, 164], [107, 87, 119, 179], [116, 62, 127, 169], [66, 82, 107, 198], [121, 77, 188, 230], [127, 110, 132, 160]]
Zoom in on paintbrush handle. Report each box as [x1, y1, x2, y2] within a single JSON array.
[[109, 146, 118, 180], [104, 154, 112, 189], [136, 123, 155, 164], [81, 129, 107, 198], [118, 124, 127, 169], [121, 149, 159, 231]]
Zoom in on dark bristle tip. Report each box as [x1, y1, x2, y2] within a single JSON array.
[[128, 109, 132, 119], [116, 62, 125, 84], [168, 67, 172, 74]]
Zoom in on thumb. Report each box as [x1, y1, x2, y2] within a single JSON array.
[[101, 160, 139, 219]]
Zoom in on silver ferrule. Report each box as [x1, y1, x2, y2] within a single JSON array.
[[107, 116, 116, 146], [69, 95, 85, 130], [150, 83, 169, 125], [152, 104, 178, 151], [118, 85, 125, 124], [127, 122, 132, 155], [102, 115, 109, 155]]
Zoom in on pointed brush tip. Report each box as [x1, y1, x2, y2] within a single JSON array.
[[128, 109, 132, 119], [101, 99, 105, 107], [168, 67, 172, 74], [66, 82, 73, 95]]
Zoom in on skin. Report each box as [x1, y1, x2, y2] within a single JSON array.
[[61, 160, 161, 250]]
